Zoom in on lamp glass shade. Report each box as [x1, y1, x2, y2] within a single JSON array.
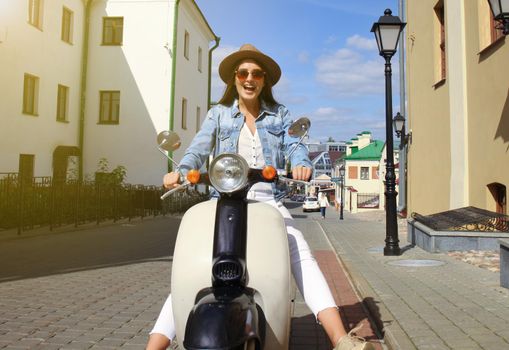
[[379, 25, 402, 52], [339, 166, 345, 177], [393, 113, 405, 135]]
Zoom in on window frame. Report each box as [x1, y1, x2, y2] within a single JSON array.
[[196, 106, 201, 132], [23, 73, 39, 116], [56, 84, 69, 122], [181, 98, 188, 130], [28, 0, 43, 30], [198, 46, 202, 72], [102, 17, 124, 46], [360, 166, 370, 180], [61, 7, 73, 44], [434, 0, 446, 84], [489, 11, 504, 44], [99, 90, 120, 124], [184, 31, 190, 60]]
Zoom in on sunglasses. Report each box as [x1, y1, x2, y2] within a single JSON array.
[[235, 69, 266, 81]]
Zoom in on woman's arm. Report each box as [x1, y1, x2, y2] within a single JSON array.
[[178, 108, 218, 175]]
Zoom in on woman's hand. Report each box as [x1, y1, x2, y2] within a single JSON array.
[[163, 171, 181, 189], [291, 166, 312, 181]]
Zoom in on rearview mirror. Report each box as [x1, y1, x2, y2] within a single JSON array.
[[288, 117, 311, 138], [157, 130, 181, 152]]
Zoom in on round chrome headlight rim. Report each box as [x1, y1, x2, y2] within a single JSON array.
[[209, 153, 249, 193]]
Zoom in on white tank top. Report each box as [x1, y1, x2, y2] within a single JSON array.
[[237, 122, 273, 198]]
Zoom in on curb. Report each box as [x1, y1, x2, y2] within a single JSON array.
[[320, 226, 417, 350]]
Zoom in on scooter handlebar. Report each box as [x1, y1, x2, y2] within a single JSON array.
[[160, 180, 191, 200]]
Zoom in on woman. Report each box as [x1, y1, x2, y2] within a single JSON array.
[[318, 192, 330, 219], [146, 44, 373, 350]]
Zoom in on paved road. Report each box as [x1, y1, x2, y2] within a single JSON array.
[[0, 204, 376, 349], [0, 216, 179, 349]]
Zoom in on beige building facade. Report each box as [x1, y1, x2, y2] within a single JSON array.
[[405, 0, 509, 216], [0, 0, 218, 185]]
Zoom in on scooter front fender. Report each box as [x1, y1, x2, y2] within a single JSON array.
[[183, 287, 264, 350], [172, 200, 291, 349]]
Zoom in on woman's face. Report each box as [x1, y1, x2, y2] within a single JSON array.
[[234, 60, 265, 104]]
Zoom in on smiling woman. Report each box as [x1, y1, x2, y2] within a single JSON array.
[[147, 43, 374, 350], [196, 0, 399, 142]]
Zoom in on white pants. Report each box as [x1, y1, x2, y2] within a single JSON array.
[[150, 190, 337, 339]]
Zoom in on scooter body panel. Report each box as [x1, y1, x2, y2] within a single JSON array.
[[172, 199, 291, 349]]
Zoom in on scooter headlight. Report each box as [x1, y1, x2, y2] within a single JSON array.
[[209, 153, 249, 193]]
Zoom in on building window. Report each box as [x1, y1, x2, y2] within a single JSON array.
[[19, 154, 35, 183], [102, 17, 123, 45], [348, 166, 358, 180], [434, 1, 446, 82], [360, 167, 369, 180], [99, 91, 120, 124], [56, 84, 69, 122], [198, 46, 202, 72], [181, 98, 187, 129], [23, 73, 39, 116], [61, 7, 73, 43], [196, 106, 201, 132], [490, 11, 504, 43], [184, 31, 190, 59], [372, 166, 379, 180], [28, 0, 43, 29]]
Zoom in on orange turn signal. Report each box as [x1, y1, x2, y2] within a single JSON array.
[[187, 169, 200, 184], [262, 166, 277, 181]]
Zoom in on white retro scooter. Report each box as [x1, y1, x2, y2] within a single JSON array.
[[157, 118, 311, 350]]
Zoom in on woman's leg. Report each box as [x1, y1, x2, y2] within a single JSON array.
[[270, 200, 347, 345], [146, 294, 176, 350]]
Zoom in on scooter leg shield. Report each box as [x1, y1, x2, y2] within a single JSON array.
[[183, 287, 265, 350]]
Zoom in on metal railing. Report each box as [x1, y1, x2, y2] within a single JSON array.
[[357, 193, 380, 209], [0, 173, 207, 234], [412, 206, 509, 232]]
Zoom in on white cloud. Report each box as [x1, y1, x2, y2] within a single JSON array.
[[315, 48, 383, 96], [346, 34, 377, 51]]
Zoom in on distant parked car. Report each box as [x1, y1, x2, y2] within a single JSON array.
[[302, 196, 319, 212]]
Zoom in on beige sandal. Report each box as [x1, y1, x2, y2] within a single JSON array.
[[333, 324, 375, 350]]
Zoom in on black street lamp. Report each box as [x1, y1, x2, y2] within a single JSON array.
[[488, 0, 509, 35], [371, 9, 406, 256], [339, 164, 345, 220], [393, 112, 412, 147]]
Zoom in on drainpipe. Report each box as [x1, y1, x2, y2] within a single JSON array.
[[78, 0, 92, 181], [77, 1, 92, 181], [397, 0, 407, 215], [167, 0, 180, 172], [207, 36, 220, 108]]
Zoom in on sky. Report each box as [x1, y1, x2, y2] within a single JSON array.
[[194, 0, 403, 143]]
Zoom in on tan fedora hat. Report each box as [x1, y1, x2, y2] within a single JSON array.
[[218, 43, 281, 85]]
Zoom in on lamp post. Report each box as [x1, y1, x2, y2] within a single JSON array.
[[371, 9, 406, 256], [488, 0, 509, 35], [338, 163, 345, 220]]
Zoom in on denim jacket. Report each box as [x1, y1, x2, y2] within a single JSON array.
[[178, 99, 312, 200]]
